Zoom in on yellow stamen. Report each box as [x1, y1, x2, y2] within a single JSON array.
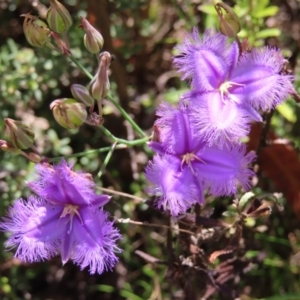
[[181, 153, 205, 176], [59, 204, 83, 234], [219, 81, 244, 103]]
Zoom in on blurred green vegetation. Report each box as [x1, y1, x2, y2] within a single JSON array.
[[1, 0, 300, 299]]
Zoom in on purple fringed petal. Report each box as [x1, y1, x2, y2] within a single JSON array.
[[0, 196, 63, 262], [28, 160, 98, 206], [145, 154, 203, 216], [197, 145, 255, 195], [173, 29, 234, 91], [188, 92, 256, 146], [231, 48, 294, 110], [155, 103, 195, 154], [70, 208, 122, 274]]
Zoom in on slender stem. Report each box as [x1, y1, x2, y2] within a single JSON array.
[[106, 94, 146, 137], [256, 110, 274, 155], [99, 125, 150, 146], [49, 136, 149, 162], [97, 186, 145, 202], [235, 36, 243, 55], [116, 218, 195, 235], [68, 55, 93, 80], [98, 142, 117, 177]]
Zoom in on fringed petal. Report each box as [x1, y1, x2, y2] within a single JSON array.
[[196, 144, 255, 195], [71, 208, 122, 274], [173, 29, 233, 91], [145, 154, 203, 216], [187, 92, 254, 147], [0, 197, 63, 262], [231, 48, 294, 110]]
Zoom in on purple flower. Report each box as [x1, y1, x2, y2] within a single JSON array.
[[0, 160, 121, 275], [145, 103, 255, 216], [174, 29, 293, 146]]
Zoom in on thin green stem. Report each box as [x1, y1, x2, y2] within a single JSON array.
[[68, 55, 93, 80], [48, 135, 150, 162], [99, 126, 150, 146], [98, 142, 117, 178], [48, 144, 126, 162], [106, 94, 146, 137]]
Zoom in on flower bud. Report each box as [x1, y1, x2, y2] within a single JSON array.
[[22, 13, 51, 48], [47, 0, 73, 33], [215, 3, 240, 38], [4, 118, 35, 150], [89, 52, 112, 101], [0, 140, 22, 154], [50, 98, 87, 129], [27, 152, 43, 163], [80, 17, 104, 54], [71, 84, 95, 107]]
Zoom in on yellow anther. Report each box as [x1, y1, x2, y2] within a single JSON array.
[[181, 153, 205, 176], [219, 81, 244, 103], [60, 204, 83, 234]]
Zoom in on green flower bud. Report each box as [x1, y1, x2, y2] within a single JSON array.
[[80, 17, 104, 54], [47, 0, 73, 33], [50, 98, 87, 129], [89, 52, 111, 101], [71, 84, 95, 107], [215, 3, 241, 38], [4, 118, 35, 150], [22, 13, 51, 48], [0, 140, 22, 154]]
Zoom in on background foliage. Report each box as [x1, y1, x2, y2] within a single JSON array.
[[1, 0, 300, 299]]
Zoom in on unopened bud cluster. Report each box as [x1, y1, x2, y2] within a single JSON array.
[[22, 0, 73, 55], [50, 51, 113, 128]]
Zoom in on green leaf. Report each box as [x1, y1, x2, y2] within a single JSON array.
[[260, 295, 300, 300], [222, 211, 237, 217], [276, 101, 296, 123], [95, 284, 115, 293], [252, 0, 270, 11], [245, 250, 260, 258], [164, 88, 188, 104], [252, 6, 279, 18], [239, 192, 255, 210], [198, 4, 218, 15], [255, 28, 281, 39], [120, 290, 144, 300]]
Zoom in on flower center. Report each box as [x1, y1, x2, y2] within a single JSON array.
[[181, 153, 204, 176], [60, 204, 83, 234], [219, 81, 244, 103]]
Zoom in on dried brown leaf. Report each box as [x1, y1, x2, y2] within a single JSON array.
[[248, 123, 300, 220], [209, 246, 236, 263]]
